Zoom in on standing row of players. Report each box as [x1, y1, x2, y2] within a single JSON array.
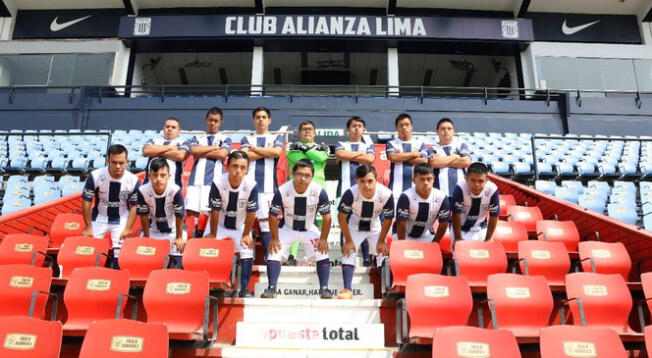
[[80, 107, 500, 298]]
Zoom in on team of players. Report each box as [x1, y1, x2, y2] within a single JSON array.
[[81, 107, 500, 299]]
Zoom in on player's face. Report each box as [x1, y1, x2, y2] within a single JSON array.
[[466, 172, 487, 195], [163, 120, 180, 140], [396, 119, 413, 140], [227, 158, 249, 185], [107, 152, 128, 178], [149, 168, 170, 193], [298, 124, 315, 143], [253, 110, 271, 132], [413, 173, 434, 197], [205, 114, 222, 134], [355, 172, 377, 198], [347, 121, 365, 141], [293, 166, 313, 190], [437, 122, 455, 143]]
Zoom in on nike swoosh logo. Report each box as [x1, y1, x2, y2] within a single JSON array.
[[562, 20, 600, 35], [50, 15, 92, 32]]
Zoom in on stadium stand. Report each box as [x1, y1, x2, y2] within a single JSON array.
[[0, 315, 63, 358]]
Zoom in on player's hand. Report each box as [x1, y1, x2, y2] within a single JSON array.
[[240, 234, 254, 249], [288, 143, 300, 151], [318, 143, 330, 152], [298, 144, 310, 153], [82, 226, 93, 237], [268, 239, 281, 254], [376, 240, 389, 256], [342, 239, 356, 257], [204, 232, 216, 239], [317, 239, 330, 254], [174, 238, 185, 253], [120, 229, 131, 240]]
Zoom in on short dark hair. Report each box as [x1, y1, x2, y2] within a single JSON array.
[[292, 158, 314, 175], [346, 116, 366, 129], [467, 162, 489, 176], [436, 118, 454, 130], [205, 107, 223, 119], [252, 106, 271, 118], [298, 121, 315, 132], [227, 150, 249, 166], [149, 157, 169, 173], [395, 113, 412, 127], [164, 117, 181, 127], [107, 144, 128, 158], [355, 164, 376, 179], [413, 163, 434, 177]]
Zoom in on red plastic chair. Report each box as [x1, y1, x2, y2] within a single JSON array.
[[0, 316, 62, 358], [491, 220, 528, 252], [536, 220, 581, 252], [486, 273, 553, 337], [119, 238, 171, 281], [499, 194, 517, 217], [453, 240, 507, 286], [433, 222, 452, 253], [540, 325, 627, 358], [432, 326, 521, 358], [143, 269, 216, 342], [0, 234, 49, 266], [645, 325, 652, 358], [507, 205, 543, 233], [641, 272, 652, 314], [577, 241, 631, 280], [79, 319, 169, 358], [182, 238, 235, 286], [389, 240, 442, 291], [564, 272, 635, 334], [0, 264, 53, 319], [517, 240, 570, 286], [400, 274, 472, 344], [63, 267, 132, 334], [57, 236, 110, 279], [49, 213, 84, 248]]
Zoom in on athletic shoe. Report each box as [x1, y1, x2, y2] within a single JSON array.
[[287, 255, 297, 266], [337, 289, 353, 299], [260, 287, 277, 298], [320, 287, 333, 299], [239, 289, 253, 298]]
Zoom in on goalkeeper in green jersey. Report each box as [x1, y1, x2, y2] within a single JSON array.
[[285, 120, 330, 264]]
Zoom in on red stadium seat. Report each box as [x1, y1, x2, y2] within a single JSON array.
[[577, 241, 631, 280], [119, 238, 171, 281], [401, 274, 472, 344], [645, 325, 652, 358], [507, 205, 543, 233], [491, 220, 528, 252], [63, 267, 131, 334], [499, 194, 517, 217], [0, 234, 49, 266], [540, 325, 627, 358], [79, 319, 169, 358], [564, 272, 635, 334], [453, 240, 507, 286], [49, 213, 84, 248], [432, 326, 521, 358], [143, 269, 216, 341], [0, 316, 62, 358], [536, 220, 580, 252], [0, 265, 52, 319], [486, 273, 553, 337], [433, 222, 452, 253], [642, 272, 652, 314], [517, 240, 570, 286], [389, 240, 442, 291], [57, 236, 110, 279], [182, 238, 235, 286]]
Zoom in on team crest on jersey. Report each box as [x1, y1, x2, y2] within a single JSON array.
[[238, 199, 247, 209]]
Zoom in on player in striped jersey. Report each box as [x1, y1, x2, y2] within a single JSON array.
[[395, 164, 451, 242], [206, 151, 258, 298], [136, 158, 185, 269], [337, 164, 393, 299], [261, 159, 332, 299], [386, 113, 428, 200], [186, 107, 232, 237], [451, 162, 500, 244], [82, 144, 140, 266], [142, 117, 189, 187], [424, 118, 471, 198], [240, 107, 284, 262]]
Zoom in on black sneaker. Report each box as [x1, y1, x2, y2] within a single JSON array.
[[260, 287, 277, 298], [287, 255, 297, 266], [239, 289, 253, 298], [362, 258, 372, 267], [319, 287, 333, 299]]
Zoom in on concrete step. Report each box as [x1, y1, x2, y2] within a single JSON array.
[[255, 265, 370, 275], [255, 265, 371, 285], [241, 298, 382, 324], [253, 281, 375, 299], [221, 347, 395, 358], [235, 322, 385, 349]]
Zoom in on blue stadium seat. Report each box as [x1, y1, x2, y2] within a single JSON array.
[[554, 186, 580, 204], [133, 157, 149, 171], [578, 195, 606, 213], [490, 161, 511, 176], [60, 182, 83, 196], [49, 157, 69, 173], [70, 157, 89, 172], [1, 198, 31, 215], [513, 162, 532, 176], [535, 180, 557, 195], [644, 213, 652, 231], [607, 203, 638, 225]]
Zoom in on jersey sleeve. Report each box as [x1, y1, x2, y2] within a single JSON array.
[[424, 146, 435, 159], [239, 136, 250, 149], [334, 141, 345, 152], [269, 190, 283, 217], [366, 144, 376, 155], [144, 138, 154, 146], [438, 196, 452, 222], [452, 185, 465, 214], [458, 142, 471, 158], [385, 141, 397, 155], [418, 141, 427, 156], [273, 134, 284, 148], [81, 174, 96, 202], [208, 183, 222, 211], [173, 190, 185, 217], [128, 180, 140, 206], [337, 189, 354, 214], [383, 194, 395, 219], [317, 189, 331, 215], [488, 190, 500, 217], [246, 186, 259, 212], [136, 190, 149, 216], [186, 136, 199, 148], [220, 136, 232, 150], [395, 193, 410, 221], [306, 146, 329, 164], [177, 140, 190, 152]]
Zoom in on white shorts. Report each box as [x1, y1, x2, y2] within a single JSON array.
[[204, 227, 253, 259], [92, 220, 125, 257], [342, 229, 385, 267], [185, 185, 211, 214], [149, 230, 186, 256], [257, 192, 274, 219], [450, 228, 487, 242], [268, 225, 329, 262]]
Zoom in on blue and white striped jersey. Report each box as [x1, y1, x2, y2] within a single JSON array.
[[143, 137, 189, 187], [396, 186, 451, 240], [208, 173, 258, 231], [424, 139, 471, 196], [187, 133, 232, 186], [240, 133, 284, 194], [269, 181, 330, 232], [338, 183, 394, 233], [335, 140, 376, 197], [136, 181, 184, 234], [82, 167, 140, 225], [386, 137, 427, 199], [452, 180, 500, 232]]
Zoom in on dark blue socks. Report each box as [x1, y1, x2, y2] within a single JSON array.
[[267, 259, 281, 288], [342, 264, 354, 290], [316, 258, 331, 289]]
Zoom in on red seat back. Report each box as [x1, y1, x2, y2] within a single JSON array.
[[454, 241, 507, 286], [57, 236, 110, 279], [645, 325, 652, 358], [578, 241, 631, 280], [0, 234, 49, 266], [641, 272, 652, 314], [507, 206, 543, 233], [432, 326, 521, 358], [540, 325, 627, 358], [565, 272, 633, 334], [389, 240, 442, 288], [405, 274, 472, 339], [487, 273, 553, 336], [536, 220, 580, 251], [63, 267, 130, 331], [119, 238, 171, 280], [499, 194, 516, 217], [182, 238, 234, 283], [79, 319, 168, 358], [0, 316, 62, 358], [517, 240, 570, 286], [492, 221, 528, 252], [0, 264, 52, 319], [49, 214, 84, 248], [433, 222, 452, 253]]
